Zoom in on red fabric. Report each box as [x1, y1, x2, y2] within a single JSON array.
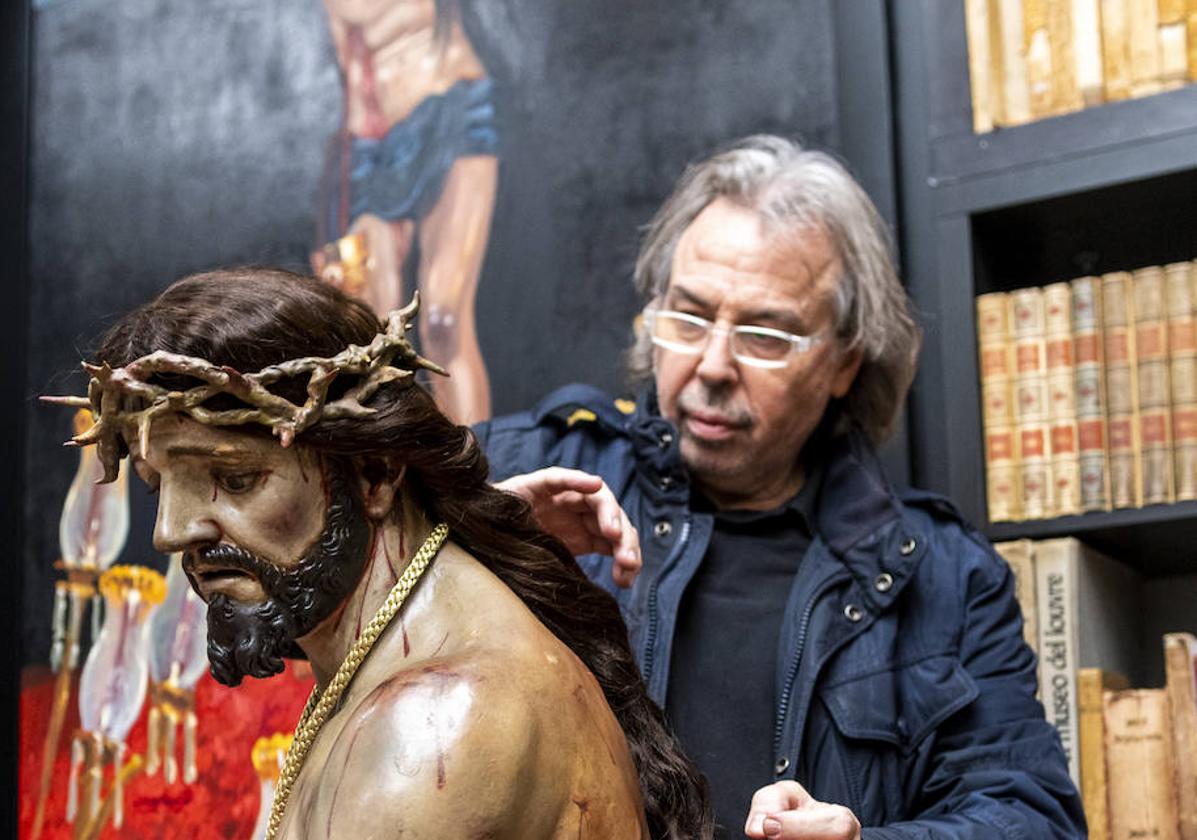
[[19, 663, 312, 839]]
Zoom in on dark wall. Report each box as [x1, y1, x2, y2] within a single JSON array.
[[5, 0, 30, 830], [24, 0, 840, 663]]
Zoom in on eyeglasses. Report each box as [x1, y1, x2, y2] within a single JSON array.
[[644, 308, 823, 369]]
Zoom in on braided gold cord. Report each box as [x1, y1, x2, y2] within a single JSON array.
[[264, 522, 449, 840]]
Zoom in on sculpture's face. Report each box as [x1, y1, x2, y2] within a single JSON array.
[[128, 416, 370, 685]]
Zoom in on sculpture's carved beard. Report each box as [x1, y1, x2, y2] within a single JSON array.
[[188, 461, 371, 687]]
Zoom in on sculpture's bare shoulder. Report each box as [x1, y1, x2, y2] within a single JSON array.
[[279, 542, 650, 840]]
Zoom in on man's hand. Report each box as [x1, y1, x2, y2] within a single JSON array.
[[745, 781, 862, 839], [495, 468, 641, 587]]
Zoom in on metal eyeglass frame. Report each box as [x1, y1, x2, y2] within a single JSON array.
[[643, 308, 823, 370]]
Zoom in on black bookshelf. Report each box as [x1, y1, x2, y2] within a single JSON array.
[[987, 502, 1197, 577], [931, 87, 1197, 188], [893, 0, 1197, 584]]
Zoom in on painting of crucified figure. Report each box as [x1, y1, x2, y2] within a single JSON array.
[[315, 0, 497, 424]]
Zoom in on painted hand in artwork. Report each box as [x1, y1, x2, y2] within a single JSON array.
[[496, 468, 642, 588]]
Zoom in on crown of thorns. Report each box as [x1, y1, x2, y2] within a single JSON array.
[[43, 295, 446, 484]]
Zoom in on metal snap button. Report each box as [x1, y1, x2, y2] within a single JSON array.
[[658, 432, 673, 449], [659, 476, 674, 490], [844, 604, 864, 622], [874, 572, 894, 593], [899, 537, 917, 556], [774, 756, 790, 775], [654, 520, 672, 538]]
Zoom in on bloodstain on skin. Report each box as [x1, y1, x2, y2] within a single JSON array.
[[384, 532, 398, 582], [431, 632, 450, 657], [356, 527, 382, 639], [364, 664, 464, 702], [402, 624, 411, 657], [328, 596, 351, 634], [573, 797, 590, 839], [356, 665, 469, 794], [211, 480, 219, 502], [326, 715, 369, 836]]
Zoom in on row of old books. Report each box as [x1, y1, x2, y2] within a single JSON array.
[[964, 0, 1197, 133], [994, 537, 1197, 840], [976, 259, 1197, 523]]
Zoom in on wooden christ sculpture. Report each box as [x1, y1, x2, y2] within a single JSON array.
[[46, 268, 711, 840]]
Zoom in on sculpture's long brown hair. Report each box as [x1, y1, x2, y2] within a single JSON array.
[[97, 268, 712, 840]]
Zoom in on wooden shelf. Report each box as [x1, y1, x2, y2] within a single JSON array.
[[987, 502, 1197, 577]]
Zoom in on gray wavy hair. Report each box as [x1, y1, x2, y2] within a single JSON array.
[[627, 135, 921, 445]]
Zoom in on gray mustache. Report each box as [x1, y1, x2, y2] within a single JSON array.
[[676, 390, 752, 427]]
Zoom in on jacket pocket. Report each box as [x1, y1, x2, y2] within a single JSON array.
[[819, 655, 980, 753]]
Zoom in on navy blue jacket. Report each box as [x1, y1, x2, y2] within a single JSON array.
[[476, 384, 1086, 838]]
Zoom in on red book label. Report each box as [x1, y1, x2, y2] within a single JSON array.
[[1136, 323, 1165, 357], [987, 432, 1015, 461], [1016, 343, 1041, 373], [980, 347, 1009, 377], [1020, 428, 1047, 458], [1105, 330, 1130, 364], [1173, 408, 1197, 441], [1141, 413, 1168, 444], [1169, 320, 1196, 353], [1078, 419, 1106, 452], [1051, 425, 1077, 454], [1046, 339, 1072, 369], [1074, 333, 1100, 364], [1109, 418, 1133, 449]]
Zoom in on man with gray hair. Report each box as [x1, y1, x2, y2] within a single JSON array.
[[478, 136, 1084, 838]]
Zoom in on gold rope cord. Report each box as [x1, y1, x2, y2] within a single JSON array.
[[265, 522, 450, 840]]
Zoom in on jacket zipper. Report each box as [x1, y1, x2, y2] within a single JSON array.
[[641, 517, 691, 686], [772, 573, 846, 761]]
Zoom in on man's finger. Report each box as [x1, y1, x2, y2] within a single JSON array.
[[748, 780, 811, 815], [576, 483, 628, 538], [611, 552, 641, 587], [745, 782, 813, 837], [547, 490, 592, 510], [525, 467, 605, 496], [754, 805, 861, 840], [495, 468, 604, 504]]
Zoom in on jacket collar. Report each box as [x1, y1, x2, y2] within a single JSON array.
[[629, 386, 927, 607], [810, 431, 928, 612], [627, 386, 691, 503], [813, 431, 902, 555]]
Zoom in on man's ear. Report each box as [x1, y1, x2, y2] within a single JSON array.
[[830, 346, 864, 399], [354, 456, 407, 521]]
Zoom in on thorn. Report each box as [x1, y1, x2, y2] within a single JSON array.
[[138, 418, 151, 461]]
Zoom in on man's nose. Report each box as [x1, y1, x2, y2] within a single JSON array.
[[695, 325, 739, 384], [152, 484, 220, 553]]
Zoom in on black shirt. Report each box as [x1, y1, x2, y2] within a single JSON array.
[[665, 466, 822, 839]]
